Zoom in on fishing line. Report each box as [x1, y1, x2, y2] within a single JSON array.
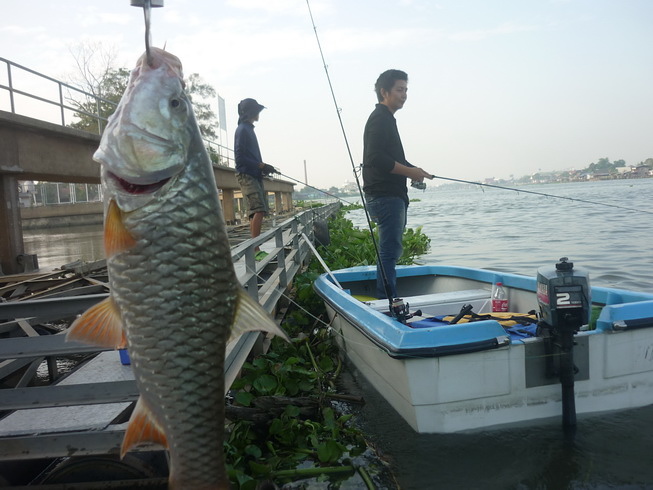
[[305, 0, 395, 305], [431, 174, 653, 215], [275, 170, 356, 206]]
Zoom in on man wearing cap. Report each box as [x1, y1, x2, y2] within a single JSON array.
[[234, 98, 277, 259]]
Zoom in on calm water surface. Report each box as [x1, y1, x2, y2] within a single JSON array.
[[22, 179, 653, 489]]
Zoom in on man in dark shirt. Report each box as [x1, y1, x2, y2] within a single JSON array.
[[363, 69, 433, 299], [234, 98, 277, 259]]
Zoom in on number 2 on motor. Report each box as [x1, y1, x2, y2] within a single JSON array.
[[556, 293, 571, 306]]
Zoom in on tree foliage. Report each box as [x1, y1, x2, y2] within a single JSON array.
[[68, 66, 129, 134], [587, 157, 629, 175]]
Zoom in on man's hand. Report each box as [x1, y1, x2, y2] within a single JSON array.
[[261, 163, 278, 176]]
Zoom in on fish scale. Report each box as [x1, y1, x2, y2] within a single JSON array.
[[107, 103, 242, 487], [67, 47, 288, 489]]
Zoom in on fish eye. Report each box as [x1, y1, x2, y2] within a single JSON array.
[[171, 99, 181, 108]]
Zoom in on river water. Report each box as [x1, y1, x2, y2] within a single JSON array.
[[21, 179, 653, 489]]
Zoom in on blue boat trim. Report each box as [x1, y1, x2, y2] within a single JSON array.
[[612, 317, 653, 331], [315, 265, 515, 358], [314, 265, 653, 359]]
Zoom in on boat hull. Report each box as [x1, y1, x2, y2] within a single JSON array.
[[315, 265, 653, 433]]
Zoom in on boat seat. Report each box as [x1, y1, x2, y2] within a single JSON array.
[[364, 289, 492, 317]]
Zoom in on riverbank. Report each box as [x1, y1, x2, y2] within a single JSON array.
[[20, 202, 103, 229]]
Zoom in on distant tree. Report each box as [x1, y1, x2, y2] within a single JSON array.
[[613, 159, 626, 167], [185, 73, 218, 141], [68, 66, 129, 134], [65, 42, 127, 134], [587, 157, 615, 174]]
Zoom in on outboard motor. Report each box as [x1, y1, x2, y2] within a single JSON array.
[[536, 257, 591, 430]]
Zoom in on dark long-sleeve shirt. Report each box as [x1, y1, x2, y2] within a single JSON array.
[[234, 121, 263, 178], [362, 104, 413, 202]]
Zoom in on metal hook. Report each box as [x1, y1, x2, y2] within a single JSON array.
[[131, 0, 164, 67]]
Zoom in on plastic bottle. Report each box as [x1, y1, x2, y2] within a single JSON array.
[[492, 282, 509, 312]]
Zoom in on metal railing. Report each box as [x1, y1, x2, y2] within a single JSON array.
[[0, 56, 235, 165], [0, 56, 117, 134]]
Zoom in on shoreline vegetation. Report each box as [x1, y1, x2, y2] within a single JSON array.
[[225, 204, 429, 489]]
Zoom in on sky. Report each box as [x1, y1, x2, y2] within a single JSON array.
[[1, 0, 652, 189]]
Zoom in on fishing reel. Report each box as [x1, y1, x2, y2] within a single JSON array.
[[411, 181, 427, 190], [390, 298, 422, 323]]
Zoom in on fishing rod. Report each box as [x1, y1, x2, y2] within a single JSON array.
[[430, 174, 653, 215], [274, 170, 356, 206], [305, 0, 397, 308]]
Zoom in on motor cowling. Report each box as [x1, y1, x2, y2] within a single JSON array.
[[537, 257, 591, 332]]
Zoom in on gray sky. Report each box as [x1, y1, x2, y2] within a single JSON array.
[[1, 0, 651, 188]]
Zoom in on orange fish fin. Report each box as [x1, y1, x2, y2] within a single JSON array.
[[232, 289, 290, 343], [105, 199, 136, 257], [66, 296, 126, 348], [121, 397, 168, 458]]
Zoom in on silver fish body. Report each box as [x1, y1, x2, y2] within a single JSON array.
[[67, 48, 286, 490]]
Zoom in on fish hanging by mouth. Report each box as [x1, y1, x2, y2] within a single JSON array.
[[67, 46, 288, 490]]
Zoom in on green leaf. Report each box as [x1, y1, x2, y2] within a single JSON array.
[[248, 460, 270, 477], [253, 374, 278, 394], [235, 391, 254, 407], [284, 405, 300, 418], [244, 444, 262, 459], [318, 355, 334, 372], [317, 440, 343, 464]]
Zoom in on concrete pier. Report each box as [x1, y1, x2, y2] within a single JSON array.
[[0, 111, 295, 274]]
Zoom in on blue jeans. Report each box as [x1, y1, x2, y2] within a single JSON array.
[[365, 195, 407, 299]]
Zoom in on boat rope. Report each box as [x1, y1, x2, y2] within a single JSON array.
[[430, 174, 653, 215], [305, 0, 396, 307]]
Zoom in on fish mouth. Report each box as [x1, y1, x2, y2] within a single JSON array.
[[109, 172, 171, 195]]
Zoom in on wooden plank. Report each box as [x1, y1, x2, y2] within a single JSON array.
[[0, 271, 63, 286], [0, 293, 107, 326], [0, 333, 108, 359], [0, 271, 67, 296], [29, 284, 108, 300], [0, 358, 35, 380], [0, 380, 139, 411], [0, 477, 169, 489], [0, 352, 134, 437], [0, 423, 140, 461], [16, 319, 38, 337], [18, 278, 87, 301], [14, 358, 44, 388]]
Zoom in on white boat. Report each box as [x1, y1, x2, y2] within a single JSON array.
[[313, 260, 653, 433]]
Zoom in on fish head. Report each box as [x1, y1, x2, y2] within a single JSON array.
[[95, 47, 192, 211]]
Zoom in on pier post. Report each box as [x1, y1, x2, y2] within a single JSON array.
[[0, 174, 25, 275], [274, 191, 283, 214], [283, 192, 293, 213], [221, 188, 236, 225]]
